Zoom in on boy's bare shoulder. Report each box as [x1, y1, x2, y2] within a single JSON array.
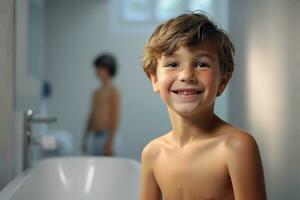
[[141, 134, 170, 163], [222, 125, 259, 156], [93, 88, 103, 97], [110, 84, 118, 92]]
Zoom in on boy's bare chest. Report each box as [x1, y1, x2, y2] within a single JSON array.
[[93, 91, 113, 115], [95, 90, 111, 102], [153, 142, 233, 200]]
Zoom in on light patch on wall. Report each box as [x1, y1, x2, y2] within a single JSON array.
[[189, 0, 213, 13], [246, 11, 287, 166], [156, 0, 183, 21], [122, 0, 150, 21], [110, 0, 217, 34]]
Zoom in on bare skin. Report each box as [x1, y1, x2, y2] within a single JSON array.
[[141, 44, 267, 200], [90, 85, 119, 131], [141, 115, 267, 200], [82, 69, 120, 156]]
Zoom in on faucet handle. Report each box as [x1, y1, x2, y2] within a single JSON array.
[[24, 109, 39, 120]]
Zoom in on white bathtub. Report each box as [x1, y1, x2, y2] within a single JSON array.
[[0, 157, 141, 200]]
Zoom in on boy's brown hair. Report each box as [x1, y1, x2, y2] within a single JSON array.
[[143, 11, 235, 78]]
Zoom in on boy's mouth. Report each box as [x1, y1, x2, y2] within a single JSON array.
[[171, 89, 202, 95]]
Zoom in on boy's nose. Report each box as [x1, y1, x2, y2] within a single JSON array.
[[179, 67, 196, 83]]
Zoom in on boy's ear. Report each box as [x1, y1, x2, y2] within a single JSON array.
[[150, 74, 159, 93], [217, 72, 232, 96]]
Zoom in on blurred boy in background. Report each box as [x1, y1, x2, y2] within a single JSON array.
[[82, 54, 120, 156]]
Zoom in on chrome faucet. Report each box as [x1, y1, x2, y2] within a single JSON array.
[[23, 109, 57, 170]]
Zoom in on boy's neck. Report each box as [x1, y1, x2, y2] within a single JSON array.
[[167, 107, 223, 147], [101, 79, 112, 87]]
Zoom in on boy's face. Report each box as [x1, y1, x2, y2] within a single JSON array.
[[96, 67, 110, 82], [150, 42, 230, 116]]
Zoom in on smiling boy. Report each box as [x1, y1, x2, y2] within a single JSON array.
[[140, 12, 267, 200]]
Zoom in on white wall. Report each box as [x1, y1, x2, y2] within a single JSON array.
[[228, 0, 300, 199], [13, 0, 45, 178], [15, 0, 41, 111], [44, 0, 230, 160], [0, 0, 14, 189]]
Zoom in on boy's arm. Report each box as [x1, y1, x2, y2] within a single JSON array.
[[82, 92, 95, 152], [226, 133, 267, 200], [140, 143, 162, 200], [110, 88, 120, 135], [81, 116, 91, 152], [105, 89, 120, 155], [85, 91, 97, 133]]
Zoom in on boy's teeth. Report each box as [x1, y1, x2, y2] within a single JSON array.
[[178, 91, 198, 95], [172, 89, 201, 95]]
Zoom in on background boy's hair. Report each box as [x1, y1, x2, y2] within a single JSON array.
[[94, 53, 118, 77], [143, 11, 235, 78]]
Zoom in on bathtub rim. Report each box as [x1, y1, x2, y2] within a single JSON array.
[[0, 156, 141, 200], [0, 168, 32, 200]]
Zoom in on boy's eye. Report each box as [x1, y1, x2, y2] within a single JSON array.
[[196, 62, 210, 68], [166, 63, 179, 68]]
